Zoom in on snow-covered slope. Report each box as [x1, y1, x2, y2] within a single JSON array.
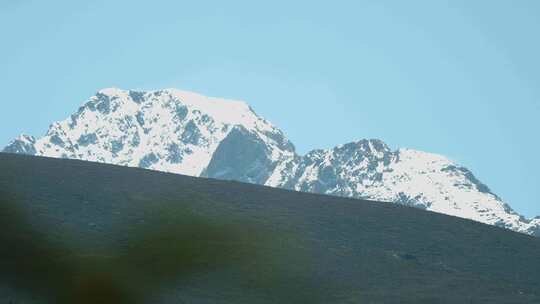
[[4, 88, 539, 236], [265, 140, 540, 235], [4, 88, 295, 178]]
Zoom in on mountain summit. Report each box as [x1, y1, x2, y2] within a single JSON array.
[[4, 88, 539, 236]]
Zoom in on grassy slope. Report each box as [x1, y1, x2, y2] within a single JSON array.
[[1, 153, 539, 303]]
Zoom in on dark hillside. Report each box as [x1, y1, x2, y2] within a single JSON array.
[[1, 153, 539, 303]]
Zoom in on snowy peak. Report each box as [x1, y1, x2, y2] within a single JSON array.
[[266, 141, 539, 236], [5, 88, 294, 177], [3, 134, 37, 155], [88, 87, 262, 130], [3, 88, 539, 237]]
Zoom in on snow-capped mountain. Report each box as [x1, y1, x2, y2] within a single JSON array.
[[264, 141, 540, 235], [4, 88, 295, 179], [4, 88, 539, 236]]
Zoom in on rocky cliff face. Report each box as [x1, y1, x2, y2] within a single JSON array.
[[4, 88, 539, 236]]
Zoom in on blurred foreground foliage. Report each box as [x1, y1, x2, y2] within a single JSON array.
[[0, 194, 331, 303]]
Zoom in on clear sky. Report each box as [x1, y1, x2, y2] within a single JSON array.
[[1, 1, 539, 217]]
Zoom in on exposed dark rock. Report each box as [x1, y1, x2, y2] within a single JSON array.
[[180, 121, 202, 145], [139, 153, 159, 168], [202, 126, 276, 184], [77, 134, 98, 147]]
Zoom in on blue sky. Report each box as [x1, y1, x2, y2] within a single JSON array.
[[1, 1, 539, 217]]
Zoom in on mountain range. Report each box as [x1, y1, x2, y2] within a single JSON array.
[[4, 88, 539, 236]]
